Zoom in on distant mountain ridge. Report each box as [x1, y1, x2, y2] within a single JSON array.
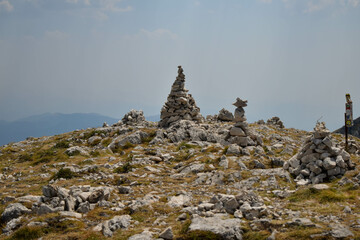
[[0, 113, 119, 146], [334, 116, 360, 138]]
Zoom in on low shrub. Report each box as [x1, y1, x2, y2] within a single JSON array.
[[51, 168, 75, 180]]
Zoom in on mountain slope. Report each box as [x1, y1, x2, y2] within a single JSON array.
[[0, 118, 359, 239], [334, 116, 360, 138], [0, 113, 118, 146]]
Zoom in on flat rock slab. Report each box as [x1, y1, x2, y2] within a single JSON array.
[[189, 215, 242, 240], [311, 184, 329, 190], [330, 224, 354, 239]]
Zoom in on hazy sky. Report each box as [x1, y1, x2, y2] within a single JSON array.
[[1, 0, 360, 131]]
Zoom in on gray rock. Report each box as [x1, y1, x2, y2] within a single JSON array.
[[230, 127, 246, 137], [65, 146, 89, 156], [102, 215, 132, 237], [330, 223, 354, 239], [1, 203, 31, 223], [327, 167, 341, 176], [219, 195, 239, 214], [2, 216, 23, 234], [343, 206, 352, 214], [219, 156, 229, 169], [159, 227, 173, 240], [59, 211, 82, 218], [167, 194, 191, 208], [77, 202, 91, 213], [218, 108, 234, 122], [128, 230, 153, 240], [227, 144, 241, 155], [37, 204, 58, 215], [88, 136, 102, 146], [311, 184, 329, 190], [42, 185, 58, 198], [189, 215, 242, 240], [286, 218, 315, 227], [239, 202, 267, 220], [323, 157, 336, 170]]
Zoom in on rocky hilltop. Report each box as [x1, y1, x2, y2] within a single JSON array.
[[0, 67, 360, 240], [335, 116, 360, 139]]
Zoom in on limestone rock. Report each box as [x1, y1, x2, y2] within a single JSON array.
[[189, 215, 242, 240], [217, 108, 234, 122], [267, 116, 284, 128], [1, 203, 31, 223], [159, 227, 173, 240], [122, 109, 145, 125]]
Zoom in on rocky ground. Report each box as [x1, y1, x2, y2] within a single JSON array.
[[0, 112, 360, 240]]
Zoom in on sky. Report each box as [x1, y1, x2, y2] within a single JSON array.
[[0, 0, 360, 131]]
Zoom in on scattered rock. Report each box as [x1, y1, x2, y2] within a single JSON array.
[[189, 215, 242, 240]]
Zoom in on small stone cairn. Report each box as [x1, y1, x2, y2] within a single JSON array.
[[267, 116, 284, 128], [122, 109, 145, 125], [227, 98, 262, 147], [159, 66, 203, 127], [217, 108, 234, 122], [284, 122, 354, 185]]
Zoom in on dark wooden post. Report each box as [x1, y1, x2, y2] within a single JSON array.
[[345, 113, 348, 151]]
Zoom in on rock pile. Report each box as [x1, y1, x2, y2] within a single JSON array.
[[121, 109, 145, 125], [284, 122, 354, 185], [227, 98, 262, 147], [217, 108, 234, 122], [35, 185, 113, 215], [159, 66, 203, 128], [267, 116, 284, 128]]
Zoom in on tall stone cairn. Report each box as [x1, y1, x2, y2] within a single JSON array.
[[284, 122, 354, 185], [159, 66, 203, 128], [227, 98, 262, 147]]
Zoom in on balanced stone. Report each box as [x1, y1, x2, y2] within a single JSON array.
[[159, 66, 203, 127], [227, 97, 262, 147]]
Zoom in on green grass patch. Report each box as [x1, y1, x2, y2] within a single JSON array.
[[177, 141, 197, 151], [288, 187, 353, 203], [8, 226, 43, 240]]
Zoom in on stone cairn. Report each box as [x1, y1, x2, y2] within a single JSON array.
[[267, 116, 284, 128], [227, 98, 262, 147], [121, 109, 145, 125], [217, 108, 234, 122], [159, 66, 203, 128], [284, 122, 354, 185]]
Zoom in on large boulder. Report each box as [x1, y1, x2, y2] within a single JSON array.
[[1, 203, 31, 223], [188, 215, 242, 240]]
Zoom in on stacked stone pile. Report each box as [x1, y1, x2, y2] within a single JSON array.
[[159, 66, 203, 128], [284, 122, 354, 185], [121, 109, 145, 125], [227, 98, 262, 147], [267, 116, 284, 128], [217, 108, 234, 122]]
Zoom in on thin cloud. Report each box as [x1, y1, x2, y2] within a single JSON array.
[[44, 30, 69, 40], [0, 0, 14, 12], [303, 0, 359, 13], [140, 29, 178, 40], [259, 0, 272, 3]]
